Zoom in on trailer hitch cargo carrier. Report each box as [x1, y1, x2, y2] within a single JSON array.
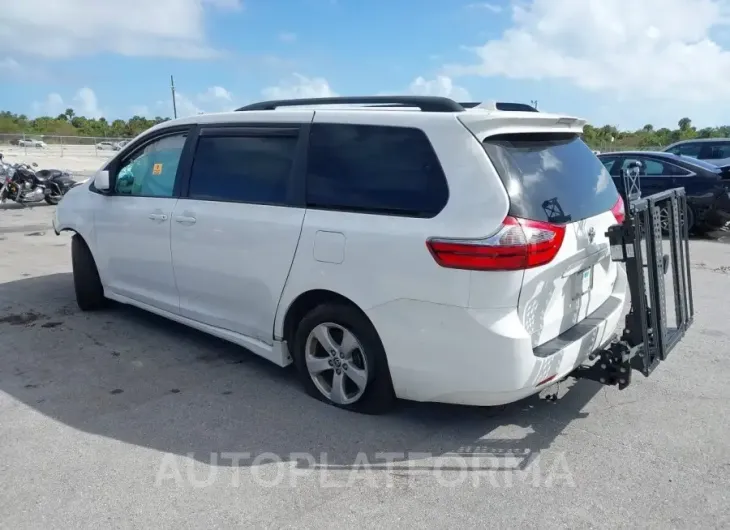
[[572, 165, 694, 389]]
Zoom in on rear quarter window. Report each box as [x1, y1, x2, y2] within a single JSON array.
[[667, 143, 702, 158], [305, 123, 449, 218], [483, 133, 619, 223]]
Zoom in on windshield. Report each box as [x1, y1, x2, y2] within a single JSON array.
[[483, 133, 619, 224]]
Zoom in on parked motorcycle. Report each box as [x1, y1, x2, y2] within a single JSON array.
[[0, 154, 80, 206]]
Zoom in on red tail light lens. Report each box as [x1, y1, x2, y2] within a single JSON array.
[[611, 195, 625, 225], [427, 216, 566, 271]]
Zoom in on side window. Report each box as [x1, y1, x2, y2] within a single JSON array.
[[188, 133, 298, 204], [114, 132, 187, 197], [305, 123, 449, 217], [668, 164, 691, 177], [643, 159, 666, 176], [707, 142, 730, 159], [599, 157, 618, 175], [668, 143, 702, 158], [622, 158, 665, 176]]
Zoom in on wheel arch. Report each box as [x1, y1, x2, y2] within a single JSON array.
[[280, 289, 377, 347]]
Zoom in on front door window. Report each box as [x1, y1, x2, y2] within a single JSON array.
[[115, 133, 187, 197]]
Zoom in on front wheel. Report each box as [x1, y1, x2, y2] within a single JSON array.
[[292, 303, 395, 414]]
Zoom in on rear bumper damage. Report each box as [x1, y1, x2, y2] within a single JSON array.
[[369, 267, 627, 407]]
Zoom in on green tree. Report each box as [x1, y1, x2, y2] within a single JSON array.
[[1, 109, 727, 151]]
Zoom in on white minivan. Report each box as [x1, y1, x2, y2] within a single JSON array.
[[54, 96, 627, 414]]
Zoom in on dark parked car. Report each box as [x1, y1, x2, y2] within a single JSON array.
[[597, 151, 730, 234]]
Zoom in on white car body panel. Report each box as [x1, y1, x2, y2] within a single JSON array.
[[170, 200, 305, 344], [94, 196, 180, 314]]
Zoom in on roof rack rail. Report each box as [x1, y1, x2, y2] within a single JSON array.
[[236, 96, 465, 113]]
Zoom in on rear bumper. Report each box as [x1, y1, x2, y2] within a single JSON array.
[[367, 267, 628, 407]]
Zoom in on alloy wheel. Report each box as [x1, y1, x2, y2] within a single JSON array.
[[304, 322, 369, 405]]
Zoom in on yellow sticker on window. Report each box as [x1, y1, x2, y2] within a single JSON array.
[[152, 163, 163, 175]]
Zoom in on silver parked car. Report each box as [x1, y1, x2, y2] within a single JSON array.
[[18, 138, 47, 148], [663, 138, 730, 167]]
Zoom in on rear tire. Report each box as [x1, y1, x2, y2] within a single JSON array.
[[71, 234, 107, 311], [291, 303, 396, 414], [45, 195, 61, 205]]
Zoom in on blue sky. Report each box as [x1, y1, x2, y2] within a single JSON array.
[[2, 0, 730, 130]]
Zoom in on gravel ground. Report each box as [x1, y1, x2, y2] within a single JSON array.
[[1, 204, 729, 529]]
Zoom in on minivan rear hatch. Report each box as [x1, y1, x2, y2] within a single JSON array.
[[485, 132, 622, 346], [459, 112, 623, 347]]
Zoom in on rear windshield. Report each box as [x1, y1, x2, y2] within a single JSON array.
[[483, 133, 619, 224]]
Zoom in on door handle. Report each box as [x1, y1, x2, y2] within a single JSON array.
[[148, 213, 168, 221], [175, 216, 197, 225]]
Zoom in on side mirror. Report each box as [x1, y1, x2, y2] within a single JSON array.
[[94, 169, 111, 192]]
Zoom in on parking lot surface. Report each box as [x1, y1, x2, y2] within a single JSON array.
[[1, 203, 729, 529]]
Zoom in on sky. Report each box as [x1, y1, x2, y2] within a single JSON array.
[[2, 0, 730, 130]]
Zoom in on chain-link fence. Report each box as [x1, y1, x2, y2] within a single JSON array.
[[0, 133, 132, 158], [590, 143, 666, 153]]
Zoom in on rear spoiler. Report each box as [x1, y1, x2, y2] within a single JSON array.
[[458, 111, 586, 140]]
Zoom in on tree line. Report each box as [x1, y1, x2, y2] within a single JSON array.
[[0, 109, 170, 139], [582, 117, 730, 150], [1, 109, 729, 148]]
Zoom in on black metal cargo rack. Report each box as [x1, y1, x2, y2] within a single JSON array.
[[573, 166, 694, 389]]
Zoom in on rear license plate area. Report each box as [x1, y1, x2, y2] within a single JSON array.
[[573, 267, 593, 298]]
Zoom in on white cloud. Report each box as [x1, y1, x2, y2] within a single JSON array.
[[0, 56, 47, 80], [197, 86, 233, 104], [154, 85, 236, 118], [278, 32, 297, 43], [73, 87, 103, 118], [447, 0, 730, 105], [0, 0, 241, 59], [407, 75, 472, 101], [32, 93, 65, 117], [466, 2, 503, 12], [130, 105, 152, 117], [31, 87, 103, 118], [0, 56, 19, 71], [202, 0, 242, 9], [261, 74, 338, 100], [175, 94, 205, 117]]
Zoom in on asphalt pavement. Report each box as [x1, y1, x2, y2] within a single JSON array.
[[1, 203, 729, 529]]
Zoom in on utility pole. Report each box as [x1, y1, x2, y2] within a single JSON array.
[[171, 75, 178, 119]]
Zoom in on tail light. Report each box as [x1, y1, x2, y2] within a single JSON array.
[[427, 216, 566, 271], [611, 195, 625, 225]]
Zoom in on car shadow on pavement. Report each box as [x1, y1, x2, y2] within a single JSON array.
[[0, 273, 606, 476]]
